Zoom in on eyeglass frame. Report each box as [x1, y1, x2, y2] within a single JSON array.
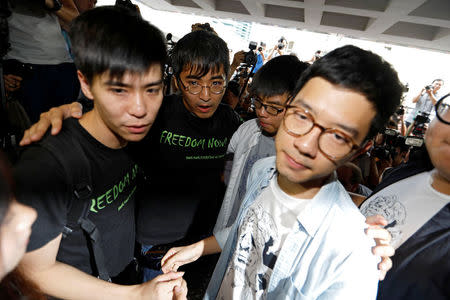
[[177, 76, 226, 95], [251, 96, 286, 116], [435, 93, 450, 125], [282, 105, 361, 161]]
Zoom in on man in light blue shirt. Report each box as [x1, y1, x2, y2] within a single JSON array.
[[161, 45, 404, 299]]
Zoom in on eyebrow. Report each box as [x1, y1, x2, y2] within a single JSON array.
[[256, 96, 284, 106], [293, 98, 360, 137], [104, 79, 163, 88], [185, 75, 225, 80]]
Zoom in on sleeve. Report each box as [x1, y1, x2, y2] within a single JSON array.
[[14, 145, 71, 252], [316, 245, 380, 300]]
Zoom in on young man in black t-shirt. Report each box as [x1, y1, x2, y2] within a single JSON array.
[[135, 30, 242, 282], [14, 7, 186, 300], [17, 29, 241, 288]]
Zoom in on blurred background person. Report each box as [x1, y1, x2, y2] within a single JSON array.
[[4, 0, 80, 122], [0, 152, 41, 299], [405, 79, 444, 128]]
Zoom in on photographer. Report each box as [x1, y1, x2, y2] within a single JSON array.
[[267, 36, 287, 60], [405, 79, 444, 128], [251, 42, 266, 74]]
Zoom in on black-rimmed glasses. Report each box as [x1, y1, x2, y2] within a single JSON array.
[[251, 97, 285, 116], [436, 93, 450, 125]]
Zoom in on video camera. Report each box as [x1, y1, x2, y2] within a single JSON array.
[[396, 105, 405, 116], [277, 38, 286, 50], [371, 128, 409, 160], [411, 111, 430, 137], [244, 41, 257, 66]]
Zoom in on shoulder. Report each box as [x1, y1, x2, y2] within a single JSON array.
[[232, 119, 260, 139], [216, 103, 242, 126], [248, 156, 276, 182]]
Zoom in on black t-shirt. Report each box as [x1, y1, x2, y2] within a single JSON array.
[[377, 204, 450, 300], [14, 118, 138, 277], [134, 94, 241, 245]]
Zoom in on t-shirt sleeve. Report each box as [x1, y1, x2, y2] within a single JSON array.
[[14, 145, 70, 251]]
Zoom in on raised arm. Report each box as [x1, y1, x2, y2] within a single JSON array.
[[161, 236, 221, 274], [21, 234, 186, 300]]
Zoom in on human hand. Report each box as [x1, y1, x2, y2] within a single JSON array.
[[4, 74, 22, 92], [365, 215, 394, 280], [137, 272, 186, 300], [173, 278, 188, 300], [161, 243, 203, 273], [231, 50, 245, 67], [20, 102, 83, 146]]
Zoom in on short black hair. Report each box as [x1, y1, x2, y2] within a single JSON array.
[[292, 45, 402, 140], [250, 55, 309, 99], [69, 6, 167, 83], [171, 30, 229, 79]]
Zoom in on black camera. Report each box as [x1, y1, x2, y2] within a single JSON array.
[[244, 41, 257, 66], [414, 112, 430, 125], [412, 112, 430, 137], [371, 128, 403, 160], [396, 105, 405, 116], [425, 85, 432, 91], [258, 47, 263, 52]]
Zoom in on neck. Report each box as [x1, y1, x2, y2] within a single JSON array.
[[277, 173, 328, 199], [431, 169, 450, 195], [79, 111, 127, 149]]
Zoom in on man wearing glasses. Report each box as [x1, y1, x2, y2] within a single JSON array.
[[360, 94, 450, 300], [134, 30, 241, 282], [161, 45, 403, 299], [214, 55, 309, 234], [19, 30, 242, 286]]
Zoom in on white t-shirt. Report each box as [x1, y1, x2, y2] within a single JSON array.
[[217, 176, 308, 299], [360, 170, 449, 249], [6, 11, 72, 64]]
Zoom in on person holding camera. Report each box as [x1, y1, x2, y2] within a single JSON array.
[[250, 42, 266, 75], [267, 37, 287, 60], [405, 79, 444, 128]]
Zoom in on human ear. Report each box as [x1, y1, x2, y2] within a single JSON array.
[[77, 70, 94, 100], [349, 140, 373, 161]]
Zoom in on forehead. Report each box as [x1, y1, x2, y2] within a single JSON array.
[[256, 93, 289, 105], [181, 64, 226, 79], [292, 77, 376, 140], [97, 64, 163, 83]]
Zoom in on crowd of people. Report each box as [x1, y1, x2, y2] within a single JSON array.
[[0, 1, 448, 300]]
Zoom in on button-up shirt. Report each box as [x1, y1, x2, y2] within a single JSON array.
[[208, 157, 379, 299]]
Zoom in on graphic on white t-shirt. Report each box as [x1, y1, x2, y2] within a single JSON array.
[[218, 177, 308, 299], [360, 194, 407, 243]]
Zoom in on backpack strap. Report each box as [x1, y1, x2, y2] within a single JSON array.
[[40, 130, 111, 281]]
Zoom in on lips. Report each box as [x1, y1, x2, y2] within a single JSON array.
[[284, 152, 309, 170], [126, 124, 149, 134], [197, 105, 212, 113]]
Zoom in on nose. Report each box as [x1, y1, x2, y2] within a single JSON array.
[[129, 92, 147, 118], [293, 126, 321, 158], [199, 86, 211, 101], [256, 106, 269, 118]]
